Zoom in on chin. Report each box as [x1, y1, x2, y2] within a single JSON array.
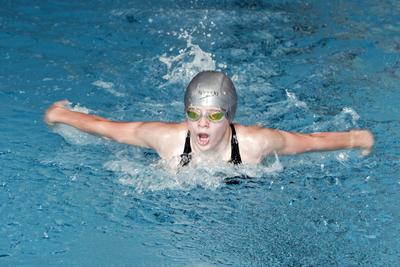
[[196, 143, 212, 151], [196, 140, 217, 152]]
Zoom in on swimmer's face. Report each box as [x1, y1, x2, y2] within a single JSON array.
[[186, 106, 230, 151]]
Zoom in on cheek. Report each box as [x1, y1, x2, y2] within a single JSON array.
[[210, 121, 229, 137], [187, 120, 196, 132]]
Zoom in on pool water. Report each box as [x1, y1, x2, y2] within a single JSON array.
[[1, 1, 399, 266]]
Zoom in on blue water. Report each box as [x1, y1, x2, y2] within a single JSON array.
[[1, 1, 399, 266]]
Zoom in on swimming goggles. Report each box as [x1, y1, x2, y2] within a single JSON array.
[[186, 108, 225, 123]]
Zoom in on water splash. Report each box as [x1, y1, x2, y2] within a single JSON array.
[[91, 80, 126, 97], [105, 154, 283, 192], [159, 30, 218, 87], [341, 107, 360, 124], [285, 89, 308, 109], [51, 103, 104, 145]]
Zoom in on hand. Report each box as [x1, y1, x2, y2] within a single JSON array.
[[351, 130, 374, 156], [44, 100, 70, 125]]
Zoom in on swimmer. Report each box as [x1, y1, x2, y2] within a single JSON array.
[[44, 71, 374, 166]]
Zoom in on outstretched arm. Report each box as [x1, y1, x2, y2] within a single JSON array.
[[260, 128, 374, 156], [44, 100, 176, 151]]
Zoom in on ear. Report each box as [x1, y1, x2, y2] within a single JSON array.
[[225, 111, 232, 122]]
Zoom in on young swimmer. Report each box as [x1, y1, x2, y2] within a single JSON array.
[[44, 71, 374, 166]]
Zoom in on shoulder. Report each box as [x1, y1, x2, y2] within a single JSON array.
[[233, 124, 285, 163], [143, 121, 189, 159], [123, 121, 187, 138], [116, 121, 188, 159], [234, 124, 283, 143], [139, 121, 187, 134]]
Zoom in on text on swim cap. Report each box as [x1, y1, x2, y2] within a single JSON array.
[[197, 90, 219, 99]]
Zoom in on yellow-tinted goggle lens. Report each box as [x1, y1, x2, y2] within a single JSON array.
[[207, 111, 225, 122], [186, 109, 201, 121], [186, 109, 225, 122]]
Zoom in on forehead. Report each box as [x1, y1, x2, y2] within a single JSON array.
[[188, 105, 222, 111]]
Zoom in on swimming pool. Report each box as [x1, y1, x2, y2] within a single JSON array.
[[1, 0, 399, 265]]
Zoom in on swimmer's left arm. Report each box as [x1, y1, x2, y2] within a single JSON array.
[[265, 129, 374, 156]]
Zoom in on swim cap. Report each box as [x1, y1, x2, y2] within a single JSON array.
[[184, 71, 237, 121]]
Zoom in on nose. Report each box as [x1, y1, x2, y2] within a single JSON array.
[[197, 115, 209, 128]]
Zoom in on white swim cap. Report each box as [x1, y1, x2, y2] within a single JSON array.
[[184, 71, 237, 121]]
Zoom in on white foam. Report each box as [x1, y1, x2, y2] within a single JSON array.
[[70, 103, 91, 113], [285, 89, 308, 109], [335, 152, 350, 166], [92, 80, 125, 97], [92, 80, 114, 89], [105, 153, 283, 192]]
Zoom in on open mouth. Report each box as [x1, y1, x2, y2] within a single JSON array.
[[197, 133, 210, 146]]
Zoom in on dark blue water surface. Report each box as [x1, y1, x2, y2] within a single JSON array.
[[1, 1, 399, 266]]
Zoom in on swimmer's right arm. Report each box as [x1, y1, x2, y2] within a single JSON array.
[[44, 100, 168, 149]]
